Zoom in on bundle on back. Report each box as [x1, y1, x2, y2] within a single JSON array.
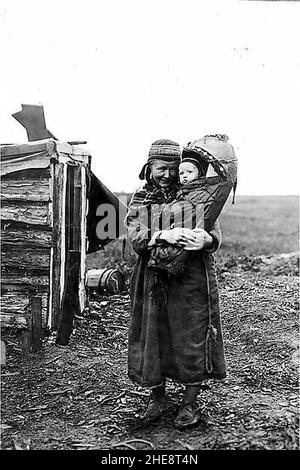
[[148, 134, 238, 275]]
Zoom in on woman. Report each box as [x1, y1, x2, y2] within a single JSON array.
[[126, 138, 226, 429]]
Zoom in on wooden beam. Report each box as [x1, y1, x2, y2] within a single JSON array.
[[1, 177, 50, 200], [1, 273, 49, 289], [79, 166, 87, 313], [0, 140, 55, 157], [56, 141, 90, 158], [1, 226, 52, 249], [22, 331, 31, 358], [56, 250, 80, 346], [1, 247, 50, 273], [31, 296, 42, 352], [1, 168, 51, 180], [0, 201, 51, 226], [51, 162, 65, 330], [0, 312, 28, 329]]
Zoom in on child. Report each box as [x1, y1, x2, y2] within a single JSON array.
[[148, 134, 238, 275]]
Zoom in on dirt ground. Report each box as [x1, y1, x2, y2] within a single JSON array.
[[1, 254, 299, 451]]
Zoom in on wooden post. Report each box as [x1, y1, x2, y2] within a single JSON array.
[[56, 250, 80, 346], [31, 296, 42, 352], [55, 164, 82, 346], [1, 340, 6, 365], [22, 330, 31, 357]]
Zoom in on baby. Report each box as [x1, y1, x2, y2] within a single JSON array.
[[148, 134, 238, 275]]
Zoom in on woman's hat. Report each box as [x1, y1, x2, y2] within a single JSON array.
[[139, 139, 181, 180]]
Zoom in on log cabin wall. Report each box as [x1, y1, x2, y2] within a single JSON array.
[[0, 139, 90, 340], [1, 166, 52, 330]]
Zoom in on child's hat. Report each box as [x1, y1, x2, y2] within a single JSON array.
[[180, 153, 209, 177], [182, 134, 237, 179]]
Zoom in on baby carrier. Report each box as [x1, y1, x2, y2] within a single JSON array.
[[148, 134, 238, 275]]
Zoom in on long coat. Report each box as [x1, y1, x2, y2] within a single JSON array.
[[126, 181, 226, 388]]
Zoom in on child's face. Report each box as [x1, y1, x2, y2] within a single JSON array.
[[179, 161, 199, 184]]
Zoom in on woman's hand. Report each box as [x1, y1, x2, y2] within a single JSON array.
[[159, 227, 198, 245], [181, 228, 213, 251]]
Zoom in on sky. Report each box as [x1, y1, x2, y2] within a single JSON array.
[[0, 0, 299, 195]]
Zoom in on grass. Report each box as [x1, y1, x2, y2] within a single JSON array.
[[86, 195, 299, 273], [218, 195, 299, 257]]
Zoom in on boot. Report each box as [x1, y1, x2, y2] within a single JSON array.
[[142, 383, 166, 422], [174, 385, 201, 429]]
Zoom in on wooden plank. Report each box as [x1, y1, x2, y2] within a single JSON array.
[[56, 141, 90, 158], [59, 164, 67, 302], [1, 168, 51, 180], [0, 201, 51, 226], [65, 165, 74, 251], [1, 247, 50, 273], [31, 297, 42, 352], [1, 225, 52, 249], [1, 177, 50, 202], [56, 250, 81, 346], [22, 331, 31, 357], [1, 341, 6, 365], [51, 162, 65, 330], [1, 194, 51, 202], [0, 292, 29, 328], [0, 139, 55, 157], [54, 164, 83, 338], [1, 273, 49, 289], [40, 292, 49, 328], [70, 165, 82, 250], [0, 153, 52, 176], [0, 291, 49, 330], [79, 166, 87, 313], [0, 312, 28, 329]]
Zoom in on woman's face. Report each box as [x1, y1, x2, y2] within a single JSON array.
[[179, 161, 199, 184], [150, 160, 179, 188]]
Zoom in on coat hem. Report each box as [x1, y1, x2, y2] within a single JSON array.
[[128, 371, 226, 389]]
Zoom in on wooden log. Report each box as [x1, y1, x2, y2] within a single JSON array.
[[56, 250, 81, 346], [31, 296, 42, 352], [0, 273, 49, 289], [0, 311, 28, 329], [1, 177, 50, 202], [1, 247, 50, 274], [55, 141, 90, 159], [0, 201, 51, 226], [1, 290, 48, 328], [1, 341, 6, 365], [79, 166, 87, 313], [0, 292, 29, 325], [0, 153, 51, 176], [0, 225, 52, 249], [1, 167, 51, 180], [22, 331, 31, 358], [65, 165, 82, 251], [1, 194, 51, 203], [50, 162, 65, 330], [0, 140, 55, 158]]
